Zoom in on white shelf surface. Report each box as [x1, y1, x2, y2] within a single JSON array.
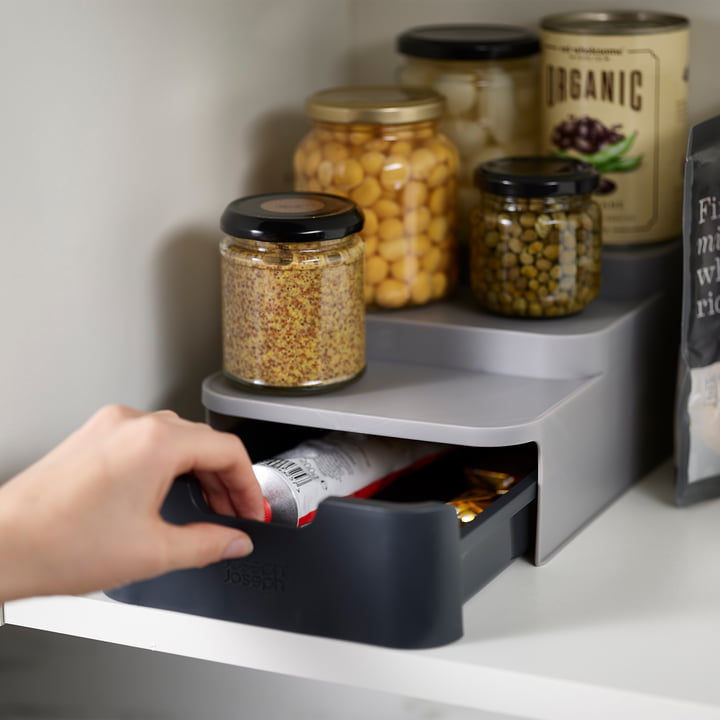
[[4, 460, 720, 719]]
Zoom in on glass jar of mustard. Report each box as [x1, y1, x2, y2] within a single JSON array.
[[220, 192, 366, 393], [294, 86, 459, 311], [396, 25, 541, 239], [470, 158, 601, 318]]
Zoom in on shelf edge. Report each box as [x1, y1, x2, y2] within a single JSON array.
[[3, 593, 717, 719]]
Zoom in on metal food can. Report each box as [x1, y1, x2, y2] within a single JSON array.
[[540, 11, 689, 247]]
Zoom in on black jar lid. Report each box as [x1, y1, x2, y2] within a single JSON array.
[[396, 24, 540, 61], [474, 157, 600, 197], [221, 192, 364, 242]]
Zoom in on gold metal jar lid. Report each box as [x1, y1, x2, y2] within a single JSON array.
[[305, 85, 445, 125]]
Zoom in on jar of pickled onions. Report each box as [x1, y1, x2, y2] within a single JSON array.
[[396, 25, 541, 240]]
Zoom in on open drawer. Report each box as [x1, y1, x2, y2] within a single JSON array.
[[107, 425, 537, 649]]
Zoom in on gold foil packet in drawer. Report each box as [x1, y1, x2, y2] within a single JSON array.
[[464, 467, 517, 494], [447, 467, 518, 525]]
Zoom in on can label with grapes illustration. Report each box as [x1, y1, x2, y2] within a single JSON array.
[[540, 11, 689, 246]]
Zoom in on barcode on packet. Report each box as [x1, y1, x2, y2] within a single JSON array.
[[262, 458, 313, 489]]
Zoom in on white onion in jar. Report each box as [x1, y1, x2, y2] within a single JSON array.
[[477, 68, 516, 146], [442, 117, 488, 156], [433, 73, 477, 116]]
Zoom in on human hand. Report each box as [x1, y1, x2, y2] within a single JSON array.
[[0, 405, 264, 602]]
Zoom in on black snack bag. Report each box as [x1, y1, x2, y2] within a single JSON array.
[[675, 114, 720, 505]]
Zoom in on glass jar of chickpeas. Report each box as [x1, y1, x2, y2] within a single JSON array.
[[396, 25, 541, 241], [470, 158, 602, 318], [294, 86, 459, 310]]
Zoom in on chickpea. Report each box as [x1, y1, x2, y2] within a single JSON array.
[[317, 160, 334, 188], [361, 151, 385, 176], [403, 181, 428, 209], [404, 206, 431, 235], [376, 278, 411, 308], [379, 237, 408, 264], [351, 177, 382, 207], [390, 140, 413, 156], [427, 164, 450, 188], [409, 234, 431, 256], [391, 255, 420, 282], [421, 246, 442, 273], [427, 216, 448, 244], [305, 149, 322, 177], [409, 147, 436, 180], [323, 141, 348, 163], [410, 271, 432, 304], [378, 217, 405, 244], [366, 255, 389, 285], [362, 208, 379, 236], [366, 138, 389, 152], [428, 187, 448, 216], [375, 198, 402, 218], [335, 159, 364, 189], [430, 272, 448, 299], [380, 156, 411, 191], [349, 129, 373, 146]]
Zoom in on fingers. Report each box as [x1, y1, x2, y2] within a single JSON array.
[[159, 421, 265, 522], [195, 471, 238, 517], [95, 407, 266, 523], [162, 523, 254, 571], [195, 465, 266, 521]]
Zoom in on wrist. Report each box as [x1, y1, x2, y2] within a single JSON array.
[[0, 478, 49, 602]]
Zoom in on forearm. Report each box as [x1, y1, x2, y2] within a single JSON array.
[[0, 478, 54, 602]]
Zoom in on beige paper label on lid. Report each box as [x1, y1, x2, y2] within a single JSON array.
[[260, 197, 325, 214]]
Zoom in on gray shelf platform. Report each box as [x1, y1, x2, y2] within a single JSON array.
[[202, 365, 592, 447], [364, 292, 657, 379]]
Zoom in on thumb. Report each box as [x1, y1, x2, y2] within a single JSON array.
[[162, 523, 254, 570]]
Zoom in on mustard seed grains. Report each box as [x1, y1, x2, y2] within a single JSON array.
[[470, 158, 601, 317], [294, 86, 459, 310], [220, 193, 366, 393]]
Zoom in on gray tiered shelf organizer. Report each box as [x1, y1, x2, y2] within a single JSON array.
[[108, 241, 680, 649]]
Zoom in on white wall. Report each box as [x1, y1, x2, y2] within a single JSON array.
[[0, 0, 351, 480]]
